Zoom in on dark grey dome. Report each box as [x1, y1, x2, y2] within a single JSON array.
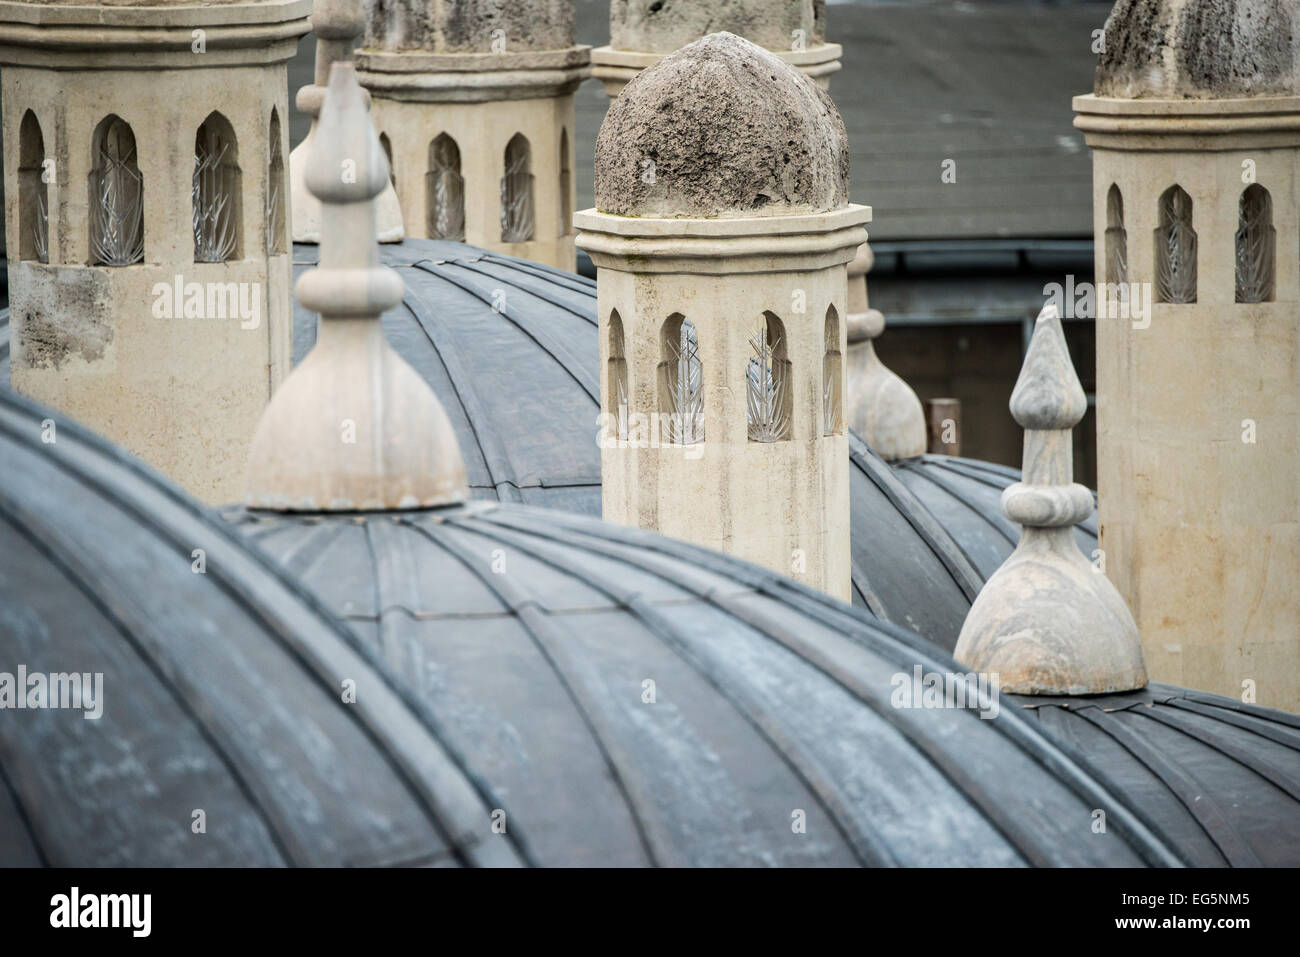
[[226, 499, 1184, 866], [892, 454, 1099, 581], [0, 389, 522, 867], [1094, 0, 1300, 99], [1011, 684, 1300, 866], [290, 241, 983, 650]]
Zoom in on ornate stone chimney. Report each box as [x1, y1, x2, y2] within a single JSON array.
[[246, 62, 466, 511], [291, 0, 404, 243], [955, 304, 1147, 694], [844, 243, 926, 460], [354, 0, 589, 270], [0, 0, 309, 503], [1074, 0, 1300, 710], [593, 0, 840, 98], [576, 34, 868, 599]]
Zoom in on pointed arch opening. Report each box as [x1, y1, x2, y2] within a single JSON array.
[[501, 133, 534, 243], [1154, 185, 1196, 303], [608, 310, 629, 442], [193, 111, 241, 262], [18, 110, 48, 263], [89, 114, 144, 266], [748, 311, 792, 442], [1235, 184, 1275, 303], [266, 108, 287, 255], [823, 305, 842, 436], [558, 127, 571, 237], [378, 132, 396, 190], [1105, 184, 1127, 287], [659, 313, 704, 445], [427, 133, 465, 241]]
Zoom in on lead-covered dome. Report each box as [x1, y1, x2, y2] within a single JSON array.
[[594, 32, 849, 218], [0, 389, 520, 867], [1095, 0, 1300, 99], [227, 498, 1183, 866], [286, 241, 985, 648]]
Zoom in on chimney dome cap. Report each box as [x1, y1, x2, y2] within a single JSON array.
[[594, 32, 849, 219]]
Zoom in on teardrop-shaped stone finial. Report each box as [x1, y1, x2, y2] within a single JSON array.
[[289, 1, 404, 243], [245, 63, 468, 513], [953, 302, 1147, 695], [844, 242, 926, 461]]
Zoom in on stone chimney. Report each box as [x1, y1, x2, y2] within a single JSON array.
[[576, 33, 868, 599], [593, 0, 840, 98], [291, 0, 404, 243], [247, 61, 466, 511], [0, 0, 309, 504], [844, 243, 926, 460], [1074, 0, 1300, 710], [354, 0, 589, 270], [955, 304, 1147, 694]]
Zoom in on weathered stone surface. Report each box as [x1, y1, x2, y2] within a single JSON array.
[[610, 0, 825, 54], [363, 0, 575, 54], [1096, 0, 1300, 98], [954, 304, 1147, 695], [249, 65, 466, 512], [594, 32, 848, 218]]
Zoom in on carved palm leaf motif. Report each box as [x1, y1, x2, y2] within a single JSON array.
[[747, 320, 791, 442], [90, 119, 144, 267], [661, 319, 704, 445]]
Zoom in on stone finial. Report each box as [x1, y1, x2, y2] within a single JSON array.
[[953, 304, 1146, 694], [844, 243, 925, 460], [245, 63, 467, 511], [290, 0, 404, 242], [1094, 0, 1300, 100], [594, 32, 848, 218]]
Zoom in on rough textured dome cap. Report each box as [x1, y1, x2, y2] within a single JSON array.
[[594, 32, 850, 218], [1095, 0, 1300, 98]]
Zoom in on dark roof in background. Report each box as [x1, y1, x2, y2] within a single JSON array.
[[572, 0, 1109, 240], [283, 2, 1107, 244]]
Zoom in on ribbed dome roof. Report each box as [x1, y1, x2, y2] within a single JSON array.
[[1011, 684, 1300, 866], [1094, 0, 1300, 99], [0, 389, 521, 867], [892, 454, 1099, 581], [288, 241, 985, 649], [594, 33, 849, 218], [226, 499, 1184, 866]]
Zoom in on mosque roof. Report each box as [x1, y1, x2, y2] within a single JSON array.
[[0, 388, 522, 867]]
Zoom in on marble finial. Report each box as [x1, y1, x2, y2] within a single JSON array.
[[289, 0, 403, 243], [844, 242, 926, 461], [245, 63, 467, 512], [953, 303, 1147, 695]]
